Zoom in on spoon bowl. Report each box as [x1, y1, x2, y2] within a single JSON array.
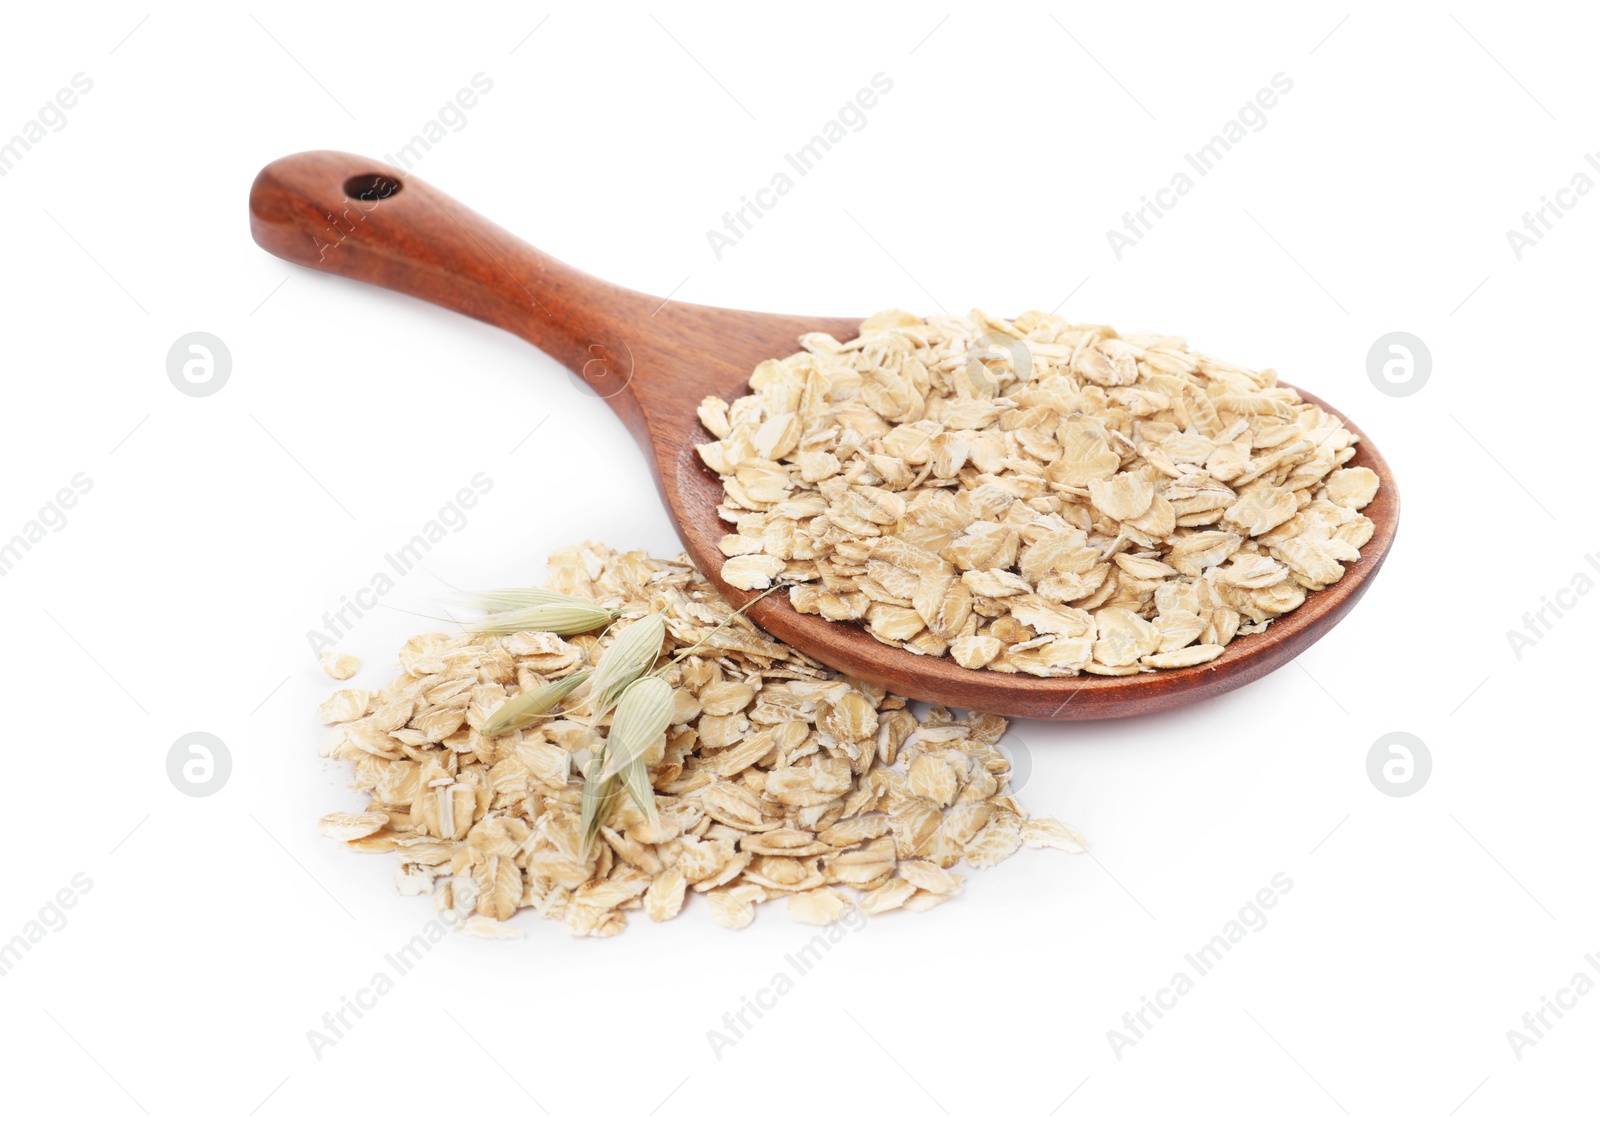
[[250, 151, 1399, 719]]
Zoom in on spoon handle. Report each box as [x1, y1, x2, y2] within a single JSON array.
[[248, 150, 649, 402]]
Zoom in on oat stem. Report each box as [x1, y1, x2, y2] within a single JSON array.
[[650, 583, 785, 677]]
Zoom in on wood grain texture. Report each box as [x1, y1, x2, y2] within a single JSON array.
[[250, 151, 1400, 720]]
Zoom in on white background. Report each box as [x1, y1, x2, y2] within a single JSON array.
[[1, 2, 1595, 1126]]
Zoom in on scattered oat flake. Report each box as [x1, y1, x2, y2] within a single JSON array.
[[963, 822, 1022, 869], [459, 915, 524, 940], [1143, 643, 1224, 669], [859, 877, 917, 915], [644, 871, 687, 922], [320, 650, 362, 680], [787, 887, 851, 925], [1022, 817, 1088, 853], [319, 811, 388, 841], [318, 688, 370, 724], [707, 889, 758, 930]]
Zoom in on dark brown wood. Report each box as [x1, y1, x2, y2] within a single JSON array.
[[250, 151, 1400, 720]]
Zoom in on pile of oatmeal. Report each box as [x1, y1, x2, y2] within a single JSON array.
[[696, 310, 1381, 676], [317, 543, 1081, 938]]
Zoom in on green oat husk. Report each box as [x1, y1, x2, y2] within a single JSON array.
[[599, 676, 674, 785], [580, 676, 672, 852], [481, 670, 591, 737], [578, 747, 625, 857], [585, 612, 666, 719], [575, 595, 785, 853], [575, 615, 668, 854], [467, 587, 597, 613], [468, 602, 620, 635], [579, 671, 672, 851], [618, 757, 655, 838]]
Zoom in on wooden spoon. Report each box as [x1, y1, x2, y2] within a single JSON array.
[[249, 151, 1399, 720]]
